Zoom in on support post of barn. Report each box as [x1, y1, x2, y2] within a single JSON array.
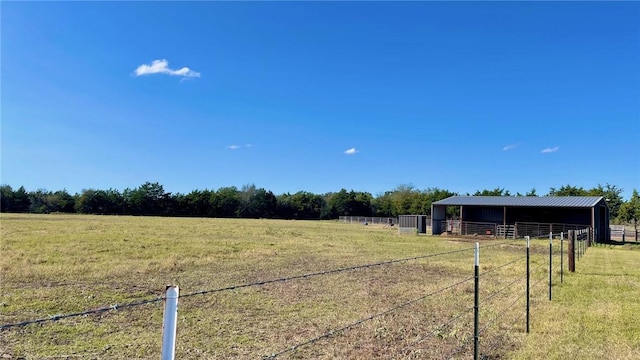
[[568, 230, 575, 272]]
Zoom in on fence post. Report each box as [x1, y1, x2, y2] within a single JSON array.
[[568, 230, 575, 272], [162, 285, 179, 360], [548, 233, 552, 301], [474, 242, 480, 360], [560, 232, 564, 284], [526, 236, 530, 333]]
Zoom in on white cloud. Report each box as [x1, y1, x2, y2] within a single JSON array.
[[503, 143, 522, 151], [541, 146, 560, 154], [134, 59, 200, 78], [227, 144, 252, 150], [344, 147, 358, 155]]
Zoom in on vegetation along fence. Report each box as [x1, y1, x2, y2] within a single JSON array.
[[2, 235, 592, 359]]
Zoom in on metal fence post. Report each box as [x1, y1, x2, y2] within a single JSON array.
[[162, 285, 179, 360], [548, 233, 552, 301], [474, 242, 480, 360], [560, 232, 564, 284], [526, 236, 530, 333]]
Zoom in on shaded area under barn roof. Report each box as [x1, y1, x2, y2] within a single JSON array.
[[432, 196, 604, 208]]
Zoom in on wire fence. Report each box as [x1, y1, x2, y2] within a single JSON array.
[[609, 226, 638, 242], [2, 238, 577, 359], [339, 216, 398, 225]]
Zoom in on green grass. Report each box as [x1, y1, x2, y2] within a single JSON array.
[[1, 214, 638, 359], [511, 243, 640, 360]]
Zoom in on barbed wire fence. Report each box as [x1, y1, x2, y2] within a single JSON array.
[[2, 238, 581, 359]]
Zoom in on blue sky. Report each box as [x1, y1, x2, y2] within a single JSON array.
[[2, 2, 639, 199]]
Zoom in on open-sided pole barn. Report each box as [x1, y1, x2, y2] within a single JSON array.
[[431, 196, 610, 242]]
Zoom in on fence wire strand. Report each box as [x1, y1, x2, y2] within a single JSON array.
[[480, 255, 527, 278], [0, 247, 476, 331], [180, 247, 476, 300], [480, 293, 523, 335], [0, 297, 164, 330], [4, 239, 565, 358], [481, 273, 526, 306], [483, 307, 527, 357], [263, 275, 476, 359], [391, 304, 475, 359]]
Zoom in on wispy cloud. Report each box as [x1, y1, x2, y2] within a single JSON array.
[[502, 143, 522, 151], [344, 147, 358, 155], [541, 146, 560, 154], [134, 59, 200, 78], [227, 144, 252, 150]]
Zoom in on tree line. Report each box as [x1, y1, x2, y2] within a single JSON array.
[[0, 183, 638, 226]]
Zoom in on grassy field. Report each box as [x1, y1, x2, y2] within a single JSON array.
[[1, 214, 638, 359]]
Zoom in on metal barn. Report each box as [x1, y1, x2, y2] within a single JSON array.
[[431, 196, 610, 242], [398, 215, 429, 234]]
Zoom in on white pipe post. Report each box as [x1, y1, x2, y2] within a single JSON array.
[[162, 285, 179, 360], [526, 236, 530, 333], [473, 242, 480, 360]]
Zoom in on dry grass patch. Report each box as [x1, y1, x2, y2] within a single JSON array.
[[0, 214, 612, 359]]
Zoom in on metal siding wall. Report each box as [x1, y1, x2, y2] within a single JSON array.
[[464, 206, 503, 223]]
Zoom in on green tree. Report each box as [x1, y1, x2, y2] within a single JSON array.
[[28, 189, 59, 213], [389, 184, 418, 215], [288, 191, 325, 219], [588, 183, 624, 219], [372, 191, 394, 217], [245, 188, 278, 218], [276, 193, 295, 219], [619, 189, 640, 240], [0, 185, 14, 212], [473, 187, 511, 196], [211, 187, 241, 218], [75, 189, 123, 214], [54, 190, 75, 213], [12, 186, 30, 212], [123, 182, 170, 216], [175, 189, 214, 217], [548, 185, 588, 196], [526, 188, 538, 196], [325, 189, 374, 219]]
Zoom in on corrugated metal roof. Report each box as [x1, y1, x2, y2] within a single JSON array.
[[432, 196, 604, 208]]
